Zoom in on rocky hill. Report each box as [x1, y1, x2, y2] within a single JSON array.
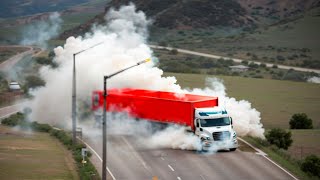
[[59, 0, 320, 39]]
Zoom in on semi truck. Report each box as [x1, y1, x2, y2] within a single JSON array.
[[92, 88, 238, 151]]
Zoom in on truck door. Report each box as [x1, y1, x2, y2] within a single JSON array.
[[195, 118, 201, 135]]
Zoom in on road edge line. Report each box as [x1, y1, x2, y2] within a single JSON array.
[[238, 137, 299, 180], [77, 138, 116, 180]]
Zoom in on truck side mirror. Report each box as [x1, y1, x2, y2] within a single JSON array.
[[230, 117, 233, 125]]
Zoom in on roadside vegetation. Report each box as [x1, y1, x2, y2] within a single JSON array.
[[1, 112, 100, 179], [155, 48, 319, 83]]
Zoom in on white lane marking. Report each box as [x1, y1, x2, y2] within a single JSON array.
[[78, 138, 116, 180], [238, 137, 299, 180], [264, 155, 299, 180], [238, 137, 267, 156], [168, 164, 175, 172], [121, 136, 151, 171], [200, 175, 206, 180], [177, 177, 181, 180], [161, 157, 165, 161]]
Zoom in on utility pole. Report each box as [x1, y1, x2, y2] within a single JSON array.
[[71, 42, 104, 144], [102, 58, 151, 180]]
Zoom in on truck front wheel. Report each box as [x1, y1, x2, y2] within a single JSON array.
[[229, 148, 237, 151]]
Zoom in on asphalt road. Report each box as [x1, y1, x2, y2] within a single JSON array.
[[150, 45, 320, 74], [83, 133, 296, 180], [0, 105, 297, 180], [0, 45, 36, 72]]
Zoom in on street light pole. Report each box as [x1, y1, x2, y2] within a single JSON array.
[[71, 42, 104, 144], [102, 58, 151, 180], [72, 54, 76, 144]]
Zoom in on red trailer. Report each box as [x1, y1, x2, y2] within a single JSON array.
[[92, 89, 218, 130]]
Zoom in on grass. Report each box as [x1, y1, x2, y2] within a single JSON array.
[[164, 72, 320, 129], [0, 125, 78, 180], [289, 129, 320, 159]]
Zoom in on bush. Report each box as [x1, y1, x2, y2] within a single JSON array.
[[241, 60, 249, 65], [169, 49, 178, 55], [25, 75, 45, 89], [35, 57, 58, 68], [301, 155, 320, 177], [1, 112, 25, 126], [289, 113, 313, 129], [266, 128, 293, 150], [248, 62, 259, 69], [31, 121, 52, 132], [282, 71, 305, 82]]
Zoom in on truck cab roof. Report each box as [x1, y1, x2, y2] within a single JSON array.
[[195, 107, 229, 118]]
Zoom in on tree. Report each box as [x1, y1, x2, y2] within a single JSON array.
[[301, 155, 320, 177], [289, 113, 313, 129], [265, 128, 293, 150]]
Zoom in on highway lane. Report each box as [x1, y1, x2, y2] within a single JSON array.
[[0, 105, 297, 180], [150, 45, 320, 74]]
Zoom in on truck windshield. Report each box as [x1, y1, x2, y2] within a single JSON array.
[[200, 117, 230, 127]]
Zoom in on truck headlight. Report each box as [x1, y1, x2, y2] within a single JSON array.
[[200, 136, 211, 141], [233, 132, 237, 139]]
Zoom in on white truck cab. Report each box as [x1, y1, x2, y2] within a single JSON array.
[[194, 107, 238, 151]]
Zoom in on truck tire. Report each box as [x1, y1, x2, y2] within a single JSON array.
[[229, 148, 237, 151]]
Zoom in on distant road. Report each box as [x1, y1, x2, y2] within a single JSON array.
[[0, 45, 40, 72], [150, 45, 320, 74]]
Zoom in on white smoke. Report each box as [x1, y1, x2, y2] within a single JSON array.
[[28, 4, 264, 151], [20, 12, 63, 48], [307, 76, 320, 84]]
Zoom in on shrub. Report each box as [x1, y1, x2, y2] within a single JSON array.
[[289, 113, 313, 129], [1, 112, 25, 126], [260, 63, 267, 68], [283, 71, 305, 82], [301, 155, 320, 177], [31, 121, 52, 132], [242, 60, 249, 65], [169, 49, 178, 55], [248, 62, 259, 69], [35, 57, 58, 68], [276, 55, 285, 61], [266, 128, 293, 150], [25, 75, 45, 89]]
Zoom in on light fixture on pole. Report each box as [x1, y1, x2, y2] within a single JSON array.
[[102, 58, 151, 180], [72, 42, 104, 144]]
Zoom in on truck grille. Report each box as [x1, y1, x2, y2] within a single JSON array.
[[212, 131, 230, 141]]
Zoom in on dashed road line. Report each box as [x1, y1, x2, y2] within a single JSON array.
[[168, 164, 175, 172]]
